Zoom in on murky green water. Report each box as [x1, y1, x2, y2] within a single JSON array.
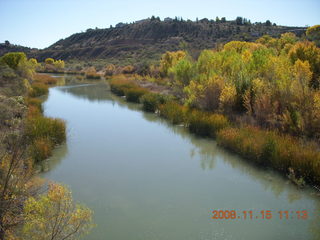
[[41, 75, 320, 240]]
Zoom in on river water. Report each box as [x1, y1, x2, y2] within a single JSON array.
[[41, 75, 320, 240]]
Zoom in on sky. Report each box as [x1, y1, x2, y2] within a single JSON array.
[[0, 0, 319, 49]]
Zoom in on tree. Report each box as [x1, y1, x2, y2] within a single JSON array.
[[23, 183, 94, 240], [105, 64, 116, 76], [289, 41, 320, 88], [45, 58, 55, 65], [221, 17, 226, 23], [306, 25, 320, 46], [0, 52, 27, 70], [0, 133, 40, 240], [170, 58, 195, 88], [236, 17, 243, 25], [160, 51, 186, 76], [265, 20, 272, 26], [53, 60, 65, 70]]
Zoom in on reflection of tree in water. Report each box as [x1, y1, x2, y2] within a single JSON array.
[[58, 83, 112, 102], [138, 101, 318, 203]]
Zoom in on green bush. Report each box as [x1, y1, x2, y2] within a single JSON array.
[[109, 79, 136, 96], [0, 52, 27, 70], [158, 101, 188, 124], [188, 111, 229, 137], [140, 93, 162, 112], [124, 87, 148, 103], [26, 116, 66, 145]]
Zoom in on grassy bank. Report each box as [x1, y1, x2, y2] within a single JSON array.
[[26, 74, 66, 162], [109, 75, 320, 187]]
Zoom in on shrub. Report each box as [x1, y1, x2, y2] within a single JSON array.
[[86, 73, 101, 79], [188, 111, 229, 137], [0, 52, 27, 70], [26, 116, 66, 145], [33, 74, 57, 85], [122, 65, 135, 74], [45, 58, 54, 65], [217, 126, 320, 184], [109, 78, 137, 96], [140, 93, 166, 112], [29, 83, 48, 97], [30, 137, 53, 162], [124, 87, 148, 103], [26, 98, 43, 113], [105, 64, 116, 76], [158, 101, 188, 124]]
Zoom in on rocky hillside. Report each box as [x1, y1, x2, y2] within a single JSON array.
[[1, 17, 307, 65]]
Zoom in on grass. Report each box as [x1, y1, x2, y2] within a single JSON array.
[[140, 93, 167, 112], [158, 101, 188, 124], [30, 137, 53, 162], [25, 75, 67, 163], [188, 110, 230, 137], [217, 126, 320, 184], [124, 87, 148, 103], [33, 74, 58, 85], [26, 115, 66, 162], [28, 83, 48, 97], [26, 97, 43, 113], [26, 116, 66, 146], [109, 78, 137, 96]]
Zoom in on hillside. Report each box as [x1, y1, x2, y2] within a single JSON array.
[[2, 17, 307, 66]]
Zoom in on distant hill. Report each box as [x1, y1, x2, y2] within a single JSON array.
[[1, 17, 307, 65], [0, 42, 38, 58]]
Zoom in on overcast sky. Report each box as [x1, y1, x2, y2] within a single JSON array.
[[0, 0, 319, 49]]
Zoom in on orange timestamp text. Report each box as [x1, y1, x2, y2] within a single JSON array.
[[211, 210, 308, 220]]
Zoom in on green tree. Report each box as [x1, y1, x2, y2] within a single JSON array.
[[170, 58, 195, 88], [265, 20, 272, 26]]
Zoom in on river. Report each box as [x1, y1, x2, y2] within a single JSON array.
[[40, 75, 320, 240]]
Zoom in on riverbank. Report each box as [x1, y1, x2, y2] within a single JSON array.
[[0, 53, 78, 239], [108, 75, 320, 188]]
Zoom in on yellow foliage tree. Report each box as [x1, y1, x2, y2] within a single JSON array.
[[45, 58, 54, 65], [160, 51, 186, 76], [289, 41, 320, 88], [23, 183, 94, 240], [219, 84, 237, 113], [306, 25, 320, 46]]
